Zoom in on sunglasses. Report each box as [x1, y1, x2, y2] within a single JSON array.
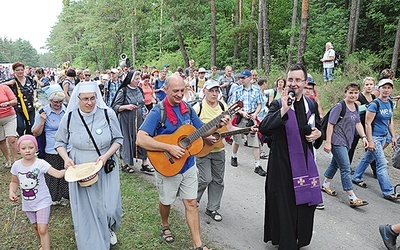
[[85, 74, 91, 77]]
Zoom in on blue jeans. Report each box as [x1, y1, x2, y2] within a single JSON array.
[[324, 145, 353, 191], [353, 136, 394, 196], [16, 110, 35, 136], [323, 68, 333, 82]]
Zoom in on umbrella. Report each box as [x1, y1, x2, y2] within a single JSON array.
[[15, 80, 30, 125]]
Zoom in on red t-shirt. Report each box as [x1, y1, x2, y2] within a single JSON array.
[[0, 85, 16, 118]]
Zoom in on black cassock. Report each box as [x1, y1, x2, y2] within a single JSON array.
[[259, 97, 322, 250]]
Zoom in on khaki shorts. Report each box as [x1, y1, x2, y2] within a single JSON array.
[[0, 115, 17, 141], [155, 165, 198, 205], [233, 117, 260, 148]]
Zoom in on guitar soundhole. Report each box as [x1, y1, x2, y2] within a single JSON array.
[[179, 138, 190, 148]]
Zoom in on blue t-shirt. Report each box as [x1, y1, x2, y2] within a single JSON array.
[[367, 98, 393, 137], [328, 102, 360, 149], [154, 79, 166, 101], [139, 103, 202, 173]]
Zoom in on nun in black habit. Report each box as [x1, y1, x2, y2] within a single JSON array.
[[259, 63, 323, 250]]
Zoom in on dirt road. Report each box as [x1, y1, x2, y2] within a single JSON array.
[[182, 144, 400, 250]]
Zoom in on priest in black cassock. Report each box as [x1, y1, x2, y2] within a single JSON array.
[[259, 63, 323, 250]]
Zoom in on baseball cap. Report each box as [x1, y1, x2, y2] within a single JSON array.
[[377, 79, 393, 88], [198, 68, 206, 73], [203, 79, 220, 90], [307, 77, 316, 85], [111, 68, 119, 74], [239, 70, 252, 77], [163, 64, 169, 68]]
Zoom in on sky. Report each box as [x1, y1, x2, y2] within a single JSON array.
[[0, 0, 63, 53]]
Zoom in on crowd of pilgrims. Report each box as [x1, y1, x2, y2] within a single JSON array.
[[1, 60, 400, 249]]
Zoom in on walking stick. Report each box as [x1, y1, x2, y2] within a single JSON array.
[[135, 106, 138, 163]]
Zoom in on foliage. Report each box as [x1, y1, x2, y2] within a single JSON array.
[[0, 0, 399, 75]]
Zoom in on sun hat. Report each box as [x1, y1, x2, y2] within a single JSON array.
[[377, 79, 393, 88], [65, 161, 103, 187]]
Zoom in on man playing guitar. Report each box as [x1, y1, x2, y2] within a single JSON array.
[[137, 74, 228, 250]]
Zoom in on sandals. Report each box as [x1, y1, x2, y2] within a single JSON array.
[[205, 209, 222, 222], [193, 244, 209, 250], [352, 180, 368, 188], [383, 193, 400, 201], [349, 198, 369, 208], [4, 161, 12, 168], [160, 225, 174, 243], [140, 164, 155, 173], [321, 186, 337, 196], [121, 164, 135, 174]]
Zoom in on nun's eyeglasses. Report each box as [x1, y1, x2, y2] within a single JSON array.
[[78, 96, 96, 102]]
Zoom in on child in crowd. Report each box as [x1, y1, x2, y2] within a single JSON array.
[[9, 135, 66, 250]]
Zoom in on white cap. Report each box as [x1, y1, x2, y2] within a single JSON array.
[[377, 79, 393, 88], [198, 68, 206, 73], [204, 79, 220, 90]]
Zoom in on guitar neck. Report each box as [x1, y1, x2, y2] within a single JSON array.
[[219, 127, 252, 138], [186, 111, 227, 144]]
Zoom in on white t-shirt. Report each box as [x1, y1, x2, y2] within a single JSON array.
[[323, 49, 335, 68], [10, 159, 52, 212]]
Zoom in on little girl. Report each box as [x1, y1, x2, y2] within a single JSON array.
[[9, 135, 66, 250]]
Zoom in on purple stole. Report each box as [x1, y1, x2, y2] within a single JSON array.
[[285, 106, 323, 206]]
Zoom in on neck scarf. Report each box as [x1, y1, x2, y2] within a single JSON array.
[[285, 98, 322, 206], [163, 99, 188, 125]]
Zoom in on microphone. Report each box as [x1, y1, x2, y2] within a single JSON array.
[[287, 89, 295, 106]]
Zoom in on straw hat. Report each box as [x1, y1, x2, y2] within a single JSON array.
[[65, 161, 103, 187]]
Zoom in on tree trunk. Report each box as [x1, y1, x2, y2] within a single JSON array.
[[262, 0, 270, 75], [248, 0, 256, 69], [351, 0, 361, 53], [233, 0, 239, 66], [287, 0, 299, 67], [346, 0, 357, 56], [171, 14, 189, 67], [131, 32, 136, 68], [391, 18, 400, 73], [297, 0, 309, 65], [210, 0, 217, 67], [257, 0, 263, 69]]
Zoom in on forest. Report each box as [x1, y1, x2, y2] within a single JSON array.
[[0, 0, 399, 79]]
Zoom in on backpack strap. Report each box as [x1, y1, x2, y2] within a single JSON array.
[[273, 88, 277, 100], [67, 111, 73, 141], [156, 101, 193, 132]]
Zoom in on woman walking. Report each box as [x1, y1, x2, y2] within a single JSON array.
[[322, 83, 369, 208], [111, 71, 153, 173], [32, 85, 69, 206]]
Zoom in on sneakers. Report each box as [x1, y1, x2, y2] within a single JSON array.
[[254, 166, 267, 177], [379, 224, 398, 250], [52, 201, 60, 206], [60, 198, 69, 206], [260, 151, 269, 160], [231, 157, 238, 167], [109, 229, 117, 245], [316, 203, 325, 210]]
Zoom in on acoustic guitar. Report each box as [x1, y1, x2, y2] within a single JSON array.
[[196, 126, 254, 157], [148, 101, 243, 176]]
